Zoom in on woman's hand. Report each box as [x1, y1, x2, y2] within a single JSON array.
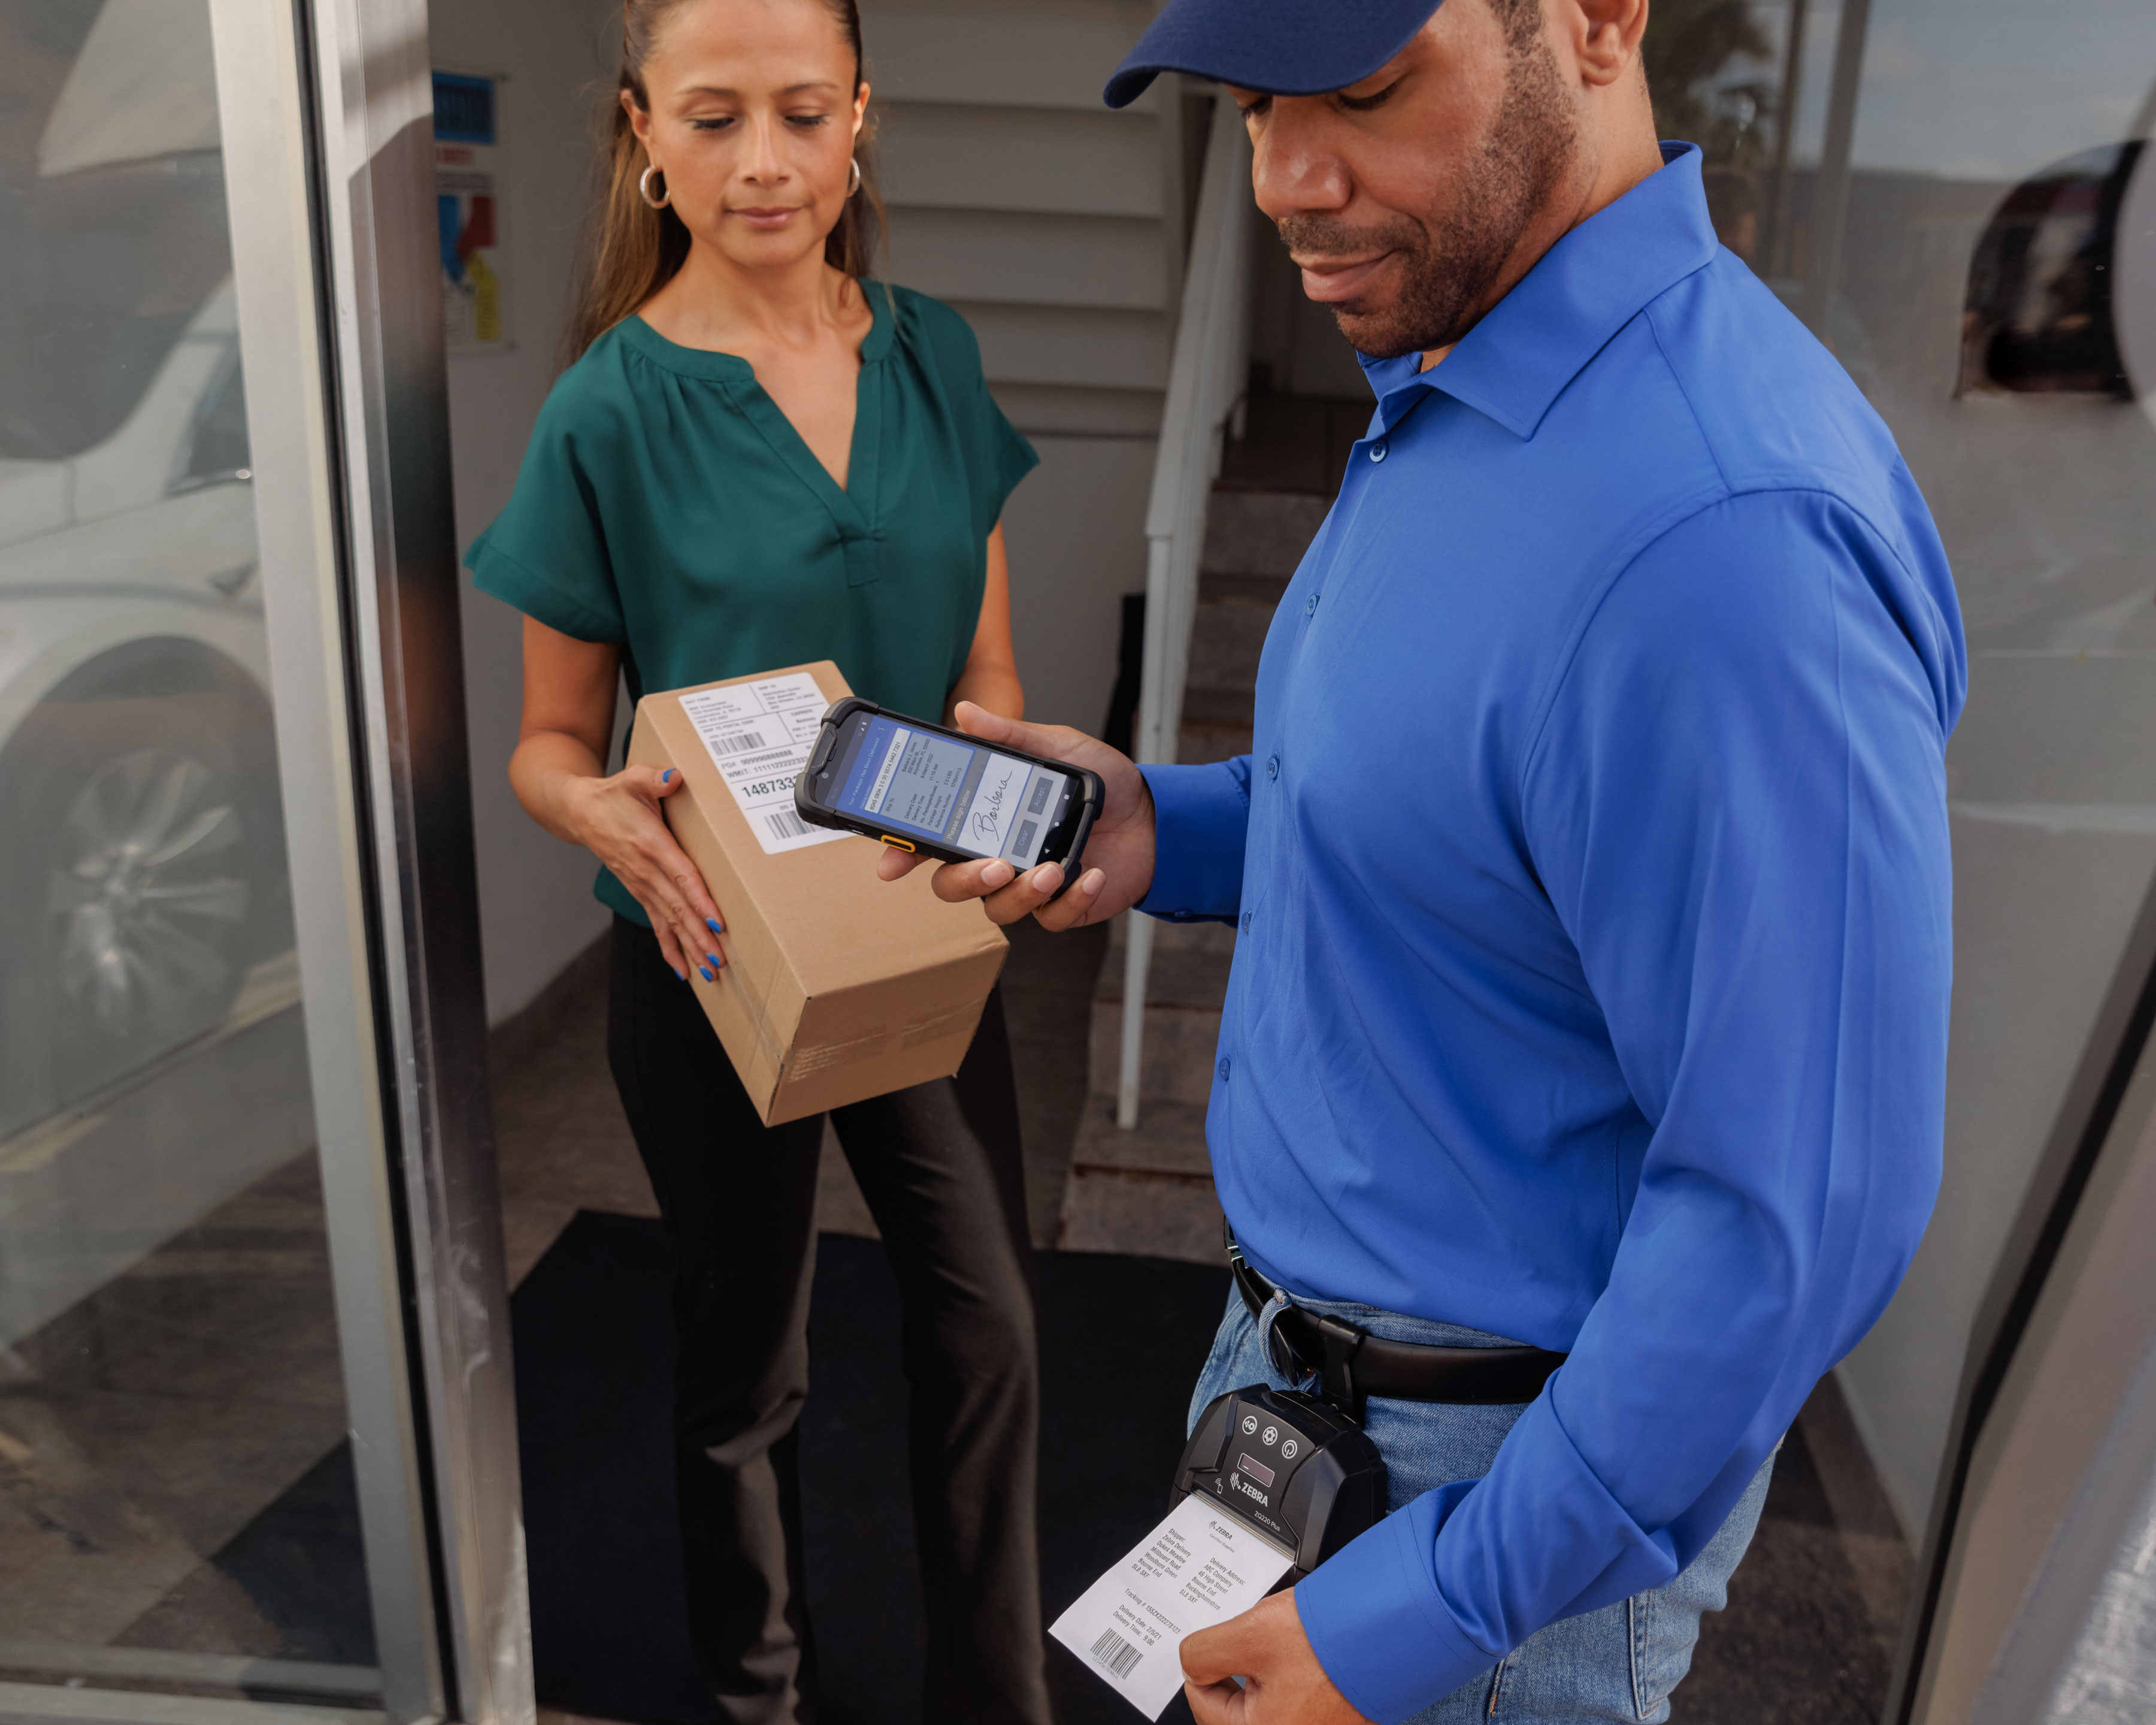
[[877, 703, 1156, 929], [505, 619, 725, 983], [560, 764, 727, 981]]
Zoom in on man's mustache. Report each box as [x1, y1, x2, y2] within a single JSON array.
[[1276, 214, 1422, 262]]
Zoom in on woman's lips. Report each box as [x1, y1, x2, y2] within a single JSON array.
[[733, 206, 802, 229], [1297, 252, 1393, 304]]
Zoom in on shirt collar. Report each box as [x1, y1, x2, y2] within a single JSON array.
[[1360, 143, 1717, 440]]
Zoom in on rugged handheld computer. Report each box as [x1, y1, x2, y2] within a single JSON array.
[[795, 697, 1104, 888]]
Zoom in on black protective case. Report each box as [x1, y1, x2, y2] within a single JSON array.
[[795, 697, 1106, 891], [1174, 1384, 1387, 1587]]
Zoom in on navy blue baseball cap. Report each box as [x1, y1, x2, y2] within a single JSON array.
[[1103, 0, 1443, 109]]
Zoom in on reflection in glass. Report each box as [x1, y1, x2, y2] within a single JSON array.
[[1960, 143, 2142, 400], [0, 0, 376, 1695], [1633, 0, 2156, 1700]]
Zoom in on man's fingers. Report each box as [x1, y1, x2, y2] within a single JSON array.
[[1183, 1678, 1247, 1725], [1179, 1617, 1257, 1689], [1033, 867, 1107, 931], [950, 701, 1083, 765], [927, 855, 1018, 904]]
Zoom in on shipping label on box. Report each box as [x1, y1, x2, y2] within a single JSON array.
[[628, 662, 1007, 1124]]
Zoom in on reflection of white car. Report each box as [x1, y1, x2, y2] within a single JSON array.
[[0, 282, 289, 1140]]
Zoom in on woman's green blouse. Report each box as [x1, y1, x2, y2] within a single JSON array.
[[465, 283, 1037, 925]]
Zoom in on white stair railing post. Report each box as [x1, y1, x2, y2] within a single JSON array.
[[1116, 95, 1253, 1129]]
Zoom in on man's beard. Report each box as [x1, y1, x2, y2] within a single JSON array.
[[1280, 31, 1579, 360]]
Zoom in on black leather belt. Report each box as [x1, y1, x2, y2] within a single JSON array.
[[1228, 1226, 1566, 1420]]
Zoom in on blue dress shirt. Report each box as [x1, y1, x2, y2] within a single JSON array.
[[1137, 146, 1965, 1720]]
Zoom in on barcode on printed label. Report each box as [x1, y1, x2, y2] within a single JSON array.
[[1089, 1629, 1142, 1681], [707, 730, 768, 756], [765, 810, 813, 841]]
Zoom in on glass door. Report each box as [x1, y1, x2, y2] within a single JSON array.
[[0, 1, 526, 1721]]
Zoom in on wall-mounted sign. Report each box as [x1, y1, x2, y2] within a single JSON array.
[[433, 71, 507, 352]]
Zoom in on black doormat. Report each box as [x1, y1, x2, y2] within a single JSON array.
[[513, 1213, 1230, 1725]]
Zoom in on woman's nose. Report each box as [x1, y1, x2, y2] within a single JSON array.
[[740, 114, 788, 183]]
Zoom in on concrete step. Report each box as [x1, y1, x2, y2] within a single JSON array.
[[1058, 1097, 1225, 1266], [1070, 1092, 1213, 1178], [1186, 594, 1273, 697], [1199, 489, 1331, 580], [1181, 684, 1255, 729], [1088, 916, 1235, 1108], [1092, 940, 1234, 1008], [1179, 721, 1253, 761], [1089, 999, 1222, 1105], [1199, 568, 1291, 606]]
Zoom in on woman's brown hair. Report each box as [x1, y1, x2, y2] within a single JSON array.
[[564, 0, 886, 362]]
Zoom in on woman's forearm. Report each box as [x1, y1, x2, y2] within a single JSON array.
[[509, 728, 609, 845], [946, 662, 1024, 723]]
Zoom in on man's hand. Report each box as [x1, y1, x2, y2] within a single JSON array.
[[1182, 1588, 1374, 1724], [876, 702, 1156, 928]]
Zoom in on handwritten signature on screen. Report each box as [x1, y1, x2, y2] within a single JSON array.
[[971, 766, 1018, 843]]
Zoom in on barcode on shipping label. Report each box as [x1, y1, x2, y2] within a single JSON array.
[[677, 674, 849, 857], [1089, 1628, 1143, 1680]]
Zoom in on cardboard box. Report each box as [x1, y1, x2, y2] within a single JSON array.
[[628, 661, 1008, 1125]]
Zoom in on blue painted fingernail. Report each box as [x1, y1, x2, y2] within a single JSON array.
[[699, 965, 714, 982], [673, 966, 687, 981], [662, 769, 674, 783], [707, 917, 723, 934]]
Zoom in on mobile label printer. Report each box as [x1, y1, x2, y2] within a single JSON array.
[[1172, 1383, 1385, 1585]]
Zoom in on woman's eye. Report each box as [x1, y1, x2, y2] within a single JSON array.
[[688, 116, 734, 132], [785, 113, 829, 128]]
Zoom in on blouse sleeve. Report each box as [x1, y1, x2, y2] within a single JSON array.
[[463, 370, 627, 643], [907, 290, 1038, 540]]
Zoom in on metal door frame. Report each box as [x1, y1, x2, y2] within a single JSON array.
[[175, 3, 526, 1723]]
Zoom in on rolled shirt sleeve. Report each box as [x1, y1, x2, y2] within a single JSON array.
[[1295, 490, 1958, 1719], [1135, 758, 1254, 922]]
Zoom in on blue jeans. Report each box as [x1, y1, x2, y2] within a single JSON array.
[[1189, 1289, 1774, 1723]]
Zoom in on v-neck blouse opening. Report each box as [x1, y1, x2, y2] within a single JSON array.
[[615, 279, 896, 381]]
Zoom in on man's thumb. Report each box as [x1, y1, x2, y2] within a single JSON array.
[[1179, 1617, 1244, 1686], [950, 700, 1014, 740]]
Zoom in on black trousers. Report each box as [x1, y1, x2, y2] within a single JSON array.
[[605, 918, 1050, 1725]]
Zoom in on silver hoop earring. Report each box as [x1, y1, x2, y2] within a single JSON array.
[[639, 164, 670, 209], [846, 156, 862, 198]]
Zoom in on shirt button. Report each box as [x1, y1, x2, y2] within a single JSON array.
[[1218, 1058, 1232, 1083], [1266, 755, 1279, 780], [1239, 911, 1252, 933], [1369, 440, 1388, 462], [1304, 594, 1318, 616]]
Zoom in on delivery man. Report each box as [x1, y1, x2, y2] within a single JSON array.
[[882, 0, 1966, 1718]]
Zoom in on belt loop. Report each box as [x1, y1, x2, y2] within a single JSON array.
[[1316, 1314, 1368, 1424]]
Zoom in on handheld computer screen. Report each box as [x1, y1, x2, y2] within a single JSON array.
[[828, 712, 1074, 867]]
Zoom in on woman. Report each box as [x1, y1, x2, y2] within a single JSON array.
[[465, 2, 1053, 1720]]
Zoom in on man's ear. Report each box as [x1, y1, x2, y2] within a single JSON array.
[[1570, 0, 1650, 88]]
